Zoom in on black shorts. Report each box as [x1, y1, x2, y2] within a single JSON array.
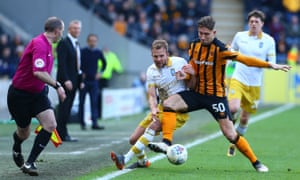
[[7, 85, 52, 128], [178, 91, 232, 121]]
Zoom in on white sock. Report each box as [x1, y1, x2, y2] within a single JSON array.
[[236, 124, 248, 136], [124, 128, 155, 164]]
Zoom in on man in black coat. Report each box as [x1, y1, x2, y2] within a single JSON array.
[[56, 20, 83, 142]]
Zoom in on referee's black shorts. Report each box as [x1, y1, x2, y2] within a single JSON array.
[[178, 90, 232, 121], [7, 85, 52, 128]]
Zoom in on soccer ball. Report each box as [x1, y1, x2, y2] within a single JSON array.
[[166, 144, 188, 165]]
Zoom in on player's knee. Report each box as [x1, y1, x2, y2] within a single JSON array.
[[230, 105, 239, 114], [149, 120, 161, 131], [43, 121, 57, 132], [240, 113, 249, 122], [129, 136, 137, 145], [18, 128, 31, 139], [162, 101, 175, 111]]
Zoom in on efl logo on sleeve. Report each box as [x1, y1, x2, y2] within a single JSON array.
[[34, 58, 45, 68]]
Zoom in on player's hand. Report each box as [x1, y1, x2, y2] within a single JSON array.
[[151, 107, 160, 121], [270, 63, 291, 72], [95, 73, 102, 80], [57, 87, 66, 102], [64, 80, 73, 91], [182, 64, 195, 75], [80, 82, 85, 89], [175, 70, 186, 80]]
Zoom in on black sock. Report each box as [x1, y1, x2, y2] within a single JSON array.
[[252, 160, 260, 167], [27, 128, 51, 164], [162, 138, 172, 146], [13, 131, 24, 153]]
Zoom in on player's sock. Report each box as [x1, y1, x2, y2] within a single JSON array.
[[13, 131, 24, 153], [234, 135, 257, 163], [124, 128, 155, 164], [136, 150, 147, 163], [26, 128, 51, 164], [236, 124, 248, 136], [161, 111, 176, 144]]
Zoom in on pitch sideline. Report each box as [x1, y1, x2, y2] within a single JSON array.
[[96, 103, 295, 180]]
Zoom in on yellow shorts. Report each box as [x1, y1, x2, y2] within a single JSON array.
[[228, 79, 260, 113], [138, 111, 189, 130]]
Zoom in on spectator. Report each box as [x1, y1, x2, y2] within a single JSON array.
[[268, 12, 285, 43], [0, 34, 10, 58], [132, 71, 147, 90], [285, 14, 300, 47], [56, 20, 83, 142], [113, 14, 127, 36], [277, 40, 288, 64], [79, 34, 106, 130], [0, 46, 20, 78]]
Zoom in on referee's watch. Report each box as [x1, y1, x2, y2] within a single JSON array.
[[54, 81, 62, 89]]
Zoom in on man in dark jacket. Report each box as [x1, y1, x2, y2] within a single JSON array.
[[56, 20, 82, 142], [79, 34, 106, 130]]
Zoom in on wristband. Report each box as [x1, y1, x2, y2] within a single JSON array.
[[54, 81, 62, 89]]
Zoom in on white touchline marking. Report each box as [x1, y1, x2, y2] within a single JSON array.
[[96, 103, 295, 180]]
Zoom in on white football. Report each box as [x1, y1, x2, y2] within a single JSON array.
[[166, 144, 188, 165]]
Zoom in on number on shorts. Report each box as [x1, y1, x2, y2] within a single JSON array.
[[212, 103, 225, 113]]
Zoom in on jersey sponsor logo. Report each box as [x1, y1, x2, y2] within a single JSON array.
[[194, 60, 214, 66], [34, 58, 45, 68]]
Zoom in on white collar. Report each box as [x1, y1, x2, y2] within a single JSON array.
[[67, 33, 78, 46]]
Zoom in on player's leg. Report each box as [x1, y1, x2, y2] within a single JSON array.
[[125, 116, 159, 166], [22, 109, 56, 176], [237, 85, 260, 135], [13, 126, 30, 168], [151, 112, 189, 151], [111, 113, 159, 170], [148, 94, 188, 153], [161, 94, 189, 144], [227, 79, 244, 156], [218, 117, 268, 172], [237, 110, 251, 135], [228, 79, 244, 123], [129, 125, 147, 145], [229, 85, 259, 156], [7, 85, 31, 168]]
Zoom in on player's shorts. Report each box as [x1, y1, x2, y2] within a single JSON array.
[[178, 90, 232, 121], [138, 109, 189, 129], [7, 85, 52, 128], [228, 79, 260, 113]]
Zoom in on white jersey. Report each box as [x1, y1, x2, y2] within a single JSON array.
[[146, 56, 187, 101], [231, 31, 276, 86]]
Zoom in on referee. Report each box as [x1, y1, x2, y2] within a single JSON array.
[[7, 17, 66, 176]]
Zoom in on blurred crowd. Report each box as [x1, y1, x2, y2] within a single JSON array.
[[78, 0, 212, 60], [78, 0, 300, 65], [0, 25, 25, 79]]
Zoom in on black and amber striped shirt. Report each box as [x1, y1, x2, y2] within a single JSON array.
[[188, 38, 270, 97]]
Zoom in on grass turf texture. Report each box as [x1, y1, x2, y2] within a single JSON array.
[[80, 104, 300, 180], [0, 104, 298, 179]]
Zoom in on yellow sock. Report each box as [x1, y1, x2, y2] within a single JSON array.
[[235, 136, 257, 163], [161, 111, 176, 144]]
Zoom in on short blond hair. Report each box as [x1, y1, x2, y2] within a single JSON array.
[[151, 39, 168, 52]]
